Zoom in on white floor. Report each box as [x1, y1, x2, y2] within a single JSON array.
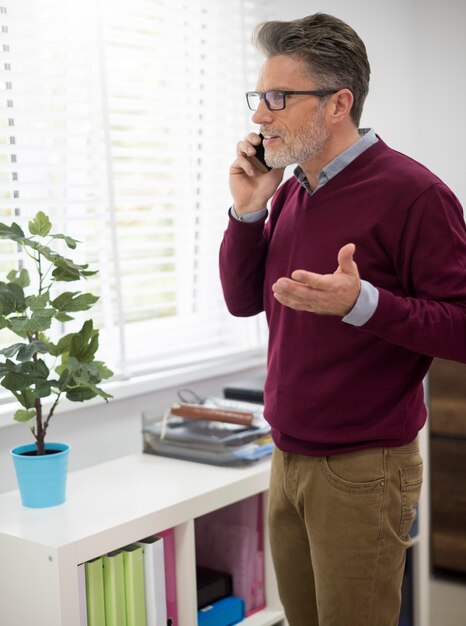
[[430, 575, 466, 626]]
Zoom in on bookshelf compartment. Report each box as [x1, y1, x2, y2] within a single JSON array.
[[194, 493, 265, 618]]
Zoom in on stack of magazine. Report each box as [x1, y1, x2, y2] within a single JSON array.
[[143, 398, 273, 466]]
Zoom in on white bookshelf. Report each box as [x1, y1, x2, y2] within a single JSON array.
[[0, 454, 285, 626], [0, 425, 429, 626]]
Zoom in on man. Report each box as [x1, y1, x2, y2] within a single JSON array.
[[219, 12, 466, 626]]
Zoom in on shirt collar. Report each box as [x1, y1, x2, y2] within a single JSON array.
[[294, 128, 378, 195]]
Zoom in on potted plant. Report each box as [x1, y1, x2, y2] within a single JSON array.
[[0, 211, 113, 507]]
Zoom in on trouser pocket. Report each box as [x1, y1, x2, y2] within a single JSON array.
[[399, 462, 423, 540]]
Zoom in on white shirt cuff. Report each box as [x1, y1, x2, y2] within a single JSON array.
[[231, 206, 267, 222], [342, 280, 379, 326]]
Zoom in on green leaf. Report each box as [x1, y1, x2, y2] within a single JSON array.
[[26, 293, 50, 311], [2, 371, 34, 391], [52, 291, 98, 312], [51, 258, 97, 282], [0, 343, 26, 358], [55, 312, 74, 322], [14, 408, 36, 423], [65, 385, 98, 402], [0, 359, 15, 375], [14, 388, 38, 409], [64, 377, 112, 401], [94, 361, 114, 380], [81, 334, 99, 362], [32, 309, 55, 331], [0, 221, 25, 240], [1, 359, 49, 391], [34, 358, 50, 379], [32, 382, 52, 398], [0, 340, 48, 362], [17, 340, 49, 362], [21, 239, 55, 261], [7, 269, 30, 288], [80, 319, 94, 344], [28, 211, 52, 237], [48, 333, 74, 357], [50, 233, 80, 249], [8, 310, 54, 336], [75, 387, 97, 401], [55, 355, 112, 397], [0, 282, 27, 316], [69, 323, 99, 363], [8, 317, 34, 337]]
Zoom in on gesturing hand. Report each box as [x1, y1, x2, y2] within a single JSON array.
[[271, 243, 361, 317]]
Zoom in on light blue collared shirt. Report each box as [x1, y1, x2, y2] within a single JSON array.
[[294, 128, 377, 196], [231, 129, 380, 326]]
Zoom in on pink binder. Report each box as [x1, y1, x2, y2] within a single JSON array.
[[158, 528, 178, 626]]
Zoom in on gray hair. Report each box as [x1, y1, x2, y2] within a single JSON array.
[[253, 13, 370, 126]]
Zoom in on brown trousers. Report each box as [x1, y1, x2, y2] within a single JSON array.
[[268, 438, 423, 626]]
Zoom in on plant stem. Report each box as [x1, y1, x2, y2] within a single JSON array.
[[44, 391, 62, 431], [35, 397, 45, 455]]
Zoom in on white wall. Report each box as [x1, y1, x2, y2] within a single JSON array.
[[2, 0, 465, 494]]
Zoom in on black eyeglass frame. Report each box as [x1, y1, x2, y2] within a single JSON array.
[[246, 89, 340, 111]]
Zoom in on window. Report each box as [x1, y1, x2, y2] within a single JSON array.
[[0, 0, 271, 391]]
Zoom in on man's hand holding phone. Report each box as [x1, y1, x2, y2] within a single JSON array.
[[229, 132, 285, 217]]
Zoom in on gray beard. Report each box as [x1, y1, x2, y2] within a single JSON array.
[[263, 112, 330, 169]]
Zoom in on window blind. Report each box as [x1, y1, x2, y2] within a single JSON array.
[[0, 0, 271, 389]]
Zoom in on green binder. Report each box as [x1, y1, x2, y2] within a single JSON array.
[[103, 550, 126, 626], [85, 557, 106, 626], [123, 544, 147, 626]]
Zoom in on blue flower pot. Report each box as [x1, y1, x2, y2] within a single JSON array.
[[10, 442, 70, 508]]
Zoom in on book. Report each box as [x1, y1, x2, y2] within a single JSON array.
[[84, 557, 106, 626], [136, 535, 167, 626], [77, 563, 88, 626], [169, 402, 256, 426], [123, 545, 147, 626], [103, 550, 126, 626], [157, 528, 178, 626]]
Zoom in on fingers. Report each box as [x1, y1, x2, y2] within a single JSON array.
[[290, 270, 327, 289], [272, 277, 320, 313], [272, 243, 361, 316], [337, 243, 358, 275], [230, 156, 257, 178], [230, 134, 260, 177], [245, 132, 263, 147], [231, 140, 259, 177], [236, 133, 261, 157]]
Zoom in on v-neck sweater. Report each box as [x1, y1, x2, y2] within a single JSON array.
[[219, 137, 466, 455]]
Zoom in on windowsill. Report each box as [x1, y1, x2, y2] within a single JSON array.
[[0, 349, 267, 429]]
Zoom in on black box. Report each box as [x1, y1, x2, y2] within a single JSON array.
[[223, 375, 265, 404], [196, 566, 233, 609]]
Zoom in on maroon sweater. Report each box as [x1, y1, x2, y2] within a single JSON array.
[[219, 137, 466, 455]]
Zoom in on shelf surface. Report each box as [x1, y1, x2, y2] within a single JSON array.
[[0, 453, 272, 552]]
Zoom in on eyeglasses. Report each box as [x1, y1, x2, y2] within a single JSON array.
[[246, 89, 340, 111]]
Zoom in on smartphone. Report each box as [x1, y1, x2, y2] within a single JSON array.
[[248, 133, 272, 173]]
